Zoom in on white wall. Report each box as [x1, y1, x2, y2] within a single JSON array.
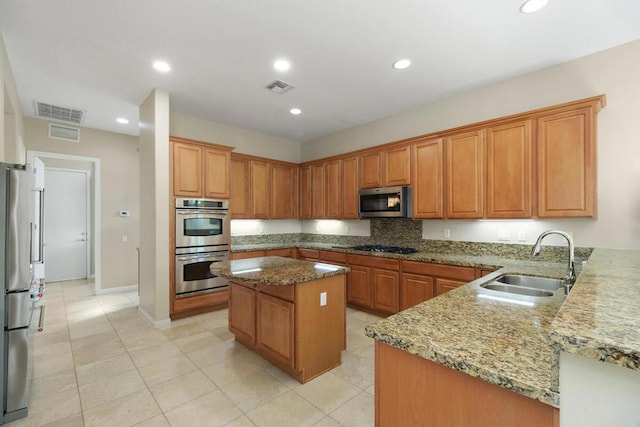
[[1, 34, 25, 164], [170, 112, 301, 163], [302, 40, 640, 250], [25, 118, 139, 290]]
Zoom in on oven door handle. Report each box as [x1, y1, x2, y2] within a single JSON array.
[[176, 210, 228, 216], [176, 254, 228, 262]]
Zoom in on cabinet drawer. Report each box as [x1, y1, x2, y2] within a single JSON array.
[[298, 248, 319, 260], [267, 248, 295, 258], [319, 250, 347, 264], [434, 278, 467, 296], [257, 283, 295, 302], [401, 260, 475, 281], [348, 254, 400, 270], [173, 290, 228, 313], [231, 250, 266, 260]]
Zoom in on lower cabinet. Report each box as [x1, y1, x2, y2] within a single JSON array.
[[347, 254, 399, 315], [256, 292, 294, 369], [347, 265, 372, 308], [400, 273, 434, 311], [434, 278, 467, 297], [228, 282, 256, 345]]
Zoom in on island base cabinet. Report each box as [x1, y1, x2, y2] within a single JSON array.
[[228, 275, 346, 384], [375, 342, 559, 427]]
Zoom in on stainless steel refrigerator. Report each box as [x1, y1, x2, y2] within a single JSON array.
[[0, 162, 37, 424]]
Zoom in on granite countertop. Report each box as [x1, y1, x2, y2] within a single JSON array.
[[549, 248, 640, 370], [211, 256, 349, 286]]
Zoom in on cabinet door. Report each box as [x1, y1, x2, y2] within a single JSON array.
[[173, 142, 203, 197], [256, 293, 295, 369], [347, 265, 372, 308], [312, 163, 326, 218], [342, 156, 359, 219], [204, 147, 231, 199], [486, 120, 532, 218], [230, 157, 250, 218], [400, 273, 434, 310], [384, 145, 411, 187], [325, 159, 342, 218], [412, 138, 444, 219], [446, 130, 485, 218], [271, 163, 298, 219], [229, 283, 256, 346], [299, 165, 312, 219], [372, 268, 399, 314], [359, 152, 383, 189], [250, 160, 270, 218], [537, 107, 596, 217], [434, 278, 466, 297]]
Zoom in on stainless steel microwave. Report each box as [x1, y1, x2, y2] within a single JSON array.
[[358, 186, 412, 218]]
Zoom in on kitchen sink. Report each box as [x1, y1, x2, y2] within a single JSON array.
[[479, 274, 564, 298]]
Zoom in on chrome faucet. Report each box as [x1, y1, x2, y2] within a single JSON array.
[[530, 230, 576, 295]]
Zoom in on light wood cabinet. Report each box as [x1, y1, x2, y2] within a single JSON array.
[[297, 248, 319, 261], [171, 138, 232, 198], [342, 156, 359, 219], [230, 250, 266, 260], [400, 273, 434, 311], [347, 254, 400, 315], [325, 159, 342, 218], [250, 159, 270, 219], [312, 163, 326, 218], [537, 107, 596, 217], [446, 130, 485, 218], [256, 292, 295, 369], [228, 274, 346, 383], [299, 164, 312, 219], [486, 120, 532, 218], [411, 138, 444, 219], [384, 144, 411, 187], [435, 278, 467, 296], [230, 156, 250, 218], [359, 151, 383, 189], [228, 282, 256, 346], [375, 342, 559, 427], [319, 250, 347, 266], [270, 163, 298, 219]]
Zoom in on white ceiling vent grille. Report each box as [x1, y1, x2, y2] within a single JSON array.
[[265, 80, 295, 95], [48, 123, 80, 142], [35, 101, 86, 124]]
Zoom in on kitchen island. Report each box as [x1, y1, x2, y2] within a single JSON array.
[[212, 256, 349, 383]]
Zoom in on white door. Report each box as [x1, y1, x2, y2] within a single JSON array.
[[44, 169, 89, 282]]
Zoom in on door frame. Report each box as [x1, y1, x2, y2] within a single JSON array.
[[44, 166, 91, 282], [26, 150, 102, 294]]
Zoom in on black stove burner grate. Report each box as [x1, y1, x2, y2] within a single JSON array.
[[350, 244, 418, 255]]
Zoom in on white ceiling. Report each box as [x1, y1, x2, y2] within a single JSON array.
[[1, 1, 639, 143]]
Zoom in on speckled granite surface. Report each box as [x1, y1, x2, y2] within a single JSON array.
[[211, 256, 349, 286], [549, 248, 640, 371]]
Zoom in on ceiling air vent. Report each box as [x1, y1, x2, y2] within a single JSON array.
[[265, 80, 295, 95], [35, 101, 86, 124], [48, 123, 80, 142]]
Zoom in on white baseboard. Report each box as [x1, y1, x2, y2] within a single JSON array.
[[95, 284, 138, 295], [138, 306, 171, 329]]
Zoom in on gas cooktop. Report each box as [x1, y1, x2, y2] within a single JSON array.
[[349, 245, 418, 255]]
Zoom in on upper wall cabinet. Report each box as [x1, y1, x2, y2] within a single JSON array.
[[231, 156, 250, 218], [359, 146, 411, 189], [537, 107, 596, 217], [486, 120, 532, 218], [411, 138, 444, 219], [271, 162, 298, 219], [446, 130, 485, 219], [342, 156, 359, 219], [171, 137, 233, 199], [325, 159, 342, 219], [299, 164, 313, 219]]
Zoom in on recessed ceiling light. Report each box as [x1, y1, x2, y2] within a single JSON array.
[[520, 0, 548, 13], [152, 60, 171, 73], [116, 117, 129, 124], [392, 59, 411, 70], [290, 108, 302, 115], [274, 59, 291, 72]]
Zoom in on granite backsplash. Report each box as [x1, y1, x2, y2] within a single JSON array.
[[231, 218, 593, 263]]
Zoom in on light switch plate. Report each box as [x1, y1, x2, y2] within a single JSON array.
[[320, 292, 327, 306]]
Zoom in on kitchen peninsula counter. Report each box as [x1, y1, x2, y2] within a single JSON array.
[[212, 256, 348, 384]]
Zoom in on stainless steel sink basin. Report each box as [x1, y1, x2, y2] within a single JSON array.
[[479, 274, 563, 298], [494, 274, 563, 291], [482, 283, 554, 297]]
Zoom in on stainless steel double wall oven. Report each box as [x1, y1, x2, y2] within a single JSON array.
[[174, 198, 230, 298]]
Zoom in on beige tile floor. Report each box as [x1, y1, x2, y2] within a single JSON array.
[[10, 280, 383, 427]]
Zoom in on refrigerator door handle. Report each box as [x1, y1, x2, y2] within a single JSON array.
[[38, 189, 45, 264]]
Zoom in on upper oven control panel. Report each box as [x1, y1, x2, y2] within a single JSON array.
[[175, 198, 229, 210]]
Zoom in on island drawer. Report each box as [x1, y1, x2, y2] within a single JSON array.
[[402, 260, 476, 281], [257, 283, 295, 302]]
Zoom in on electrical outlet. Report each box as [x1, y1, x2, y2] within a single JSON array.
[[444, 229, 451, 239], [320, 292, 327, 306], [518, 231, 526, 242], [122, 234, 128, 243]]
